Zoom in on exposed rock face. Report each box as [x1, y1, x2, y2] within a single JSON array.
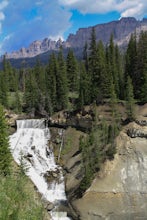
[[5, 38, 69, 59], [4, 17, 147, 60], [66, 17, 147, 50], [59, 104, 147, 219], [69, 118, 147, 219]]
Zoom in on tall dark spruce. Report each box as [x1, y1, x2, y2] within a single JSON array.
[[0, 105, 11, 176]]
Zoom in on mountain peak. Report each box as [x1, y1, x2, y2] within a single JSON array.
[[4, 17, 147, 60]]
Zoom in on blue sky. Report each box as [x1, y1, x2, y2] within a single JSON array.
[[0, 0, 147, 55]]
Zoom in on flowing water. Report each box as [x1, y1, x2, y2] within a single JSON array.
[[9, 119, 70, 220]]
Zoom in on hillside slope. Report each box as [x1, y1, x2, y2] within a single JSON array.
[[59, 104, 147, 219]]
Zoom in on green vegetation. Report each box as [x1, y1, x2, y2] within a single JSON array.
[[0, 105, 11, 175], [79, 117, 119, 193], [0, 31, 147, 116], [0, 164, 45, 220], [0, 29, 147, 197]]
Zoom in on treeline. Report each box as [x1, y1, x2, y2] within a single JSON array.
[[0, 30, 146, 200], [0, 30, 147, 117]]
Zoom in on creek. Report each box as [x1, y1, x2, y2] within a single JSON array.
[[9, 119, 71, 220]]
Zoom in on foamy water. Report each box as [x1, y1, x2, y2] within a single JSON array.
[[9, 119, 70, 220]]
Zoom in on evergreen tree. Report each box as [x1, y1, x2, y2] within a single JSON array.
[[0, 105, 12, 175], [125, 33, 137, 97], [15, 90, 22, 113], [115, 45, 124, 99], [2, 55, 9, 92], [125, 76, 135, 120], [110, 80, 118, 117], [88, 27, 99, 101], [96, 40, 111, 99], [66, 49, 79, 92], [135, 31, 147, 99], [56, 49, 69, 110], [24, 69, 39, 113], [83, 41, 89, 71], [140, 63, 147, 103], [78, 62, 91, 108], [33, 58, 46, 93], [46, 53, 57, 110], [0, 71, 8, 107], [106, 34, 119, 97]]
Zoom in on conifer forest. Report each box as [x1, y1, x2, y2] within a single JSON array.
[[0, 29, 147, 219]]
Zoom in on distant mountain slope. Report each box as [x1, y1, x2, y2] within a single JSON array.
[[1, 17, 147, 68], [66, 17, 147, 49]]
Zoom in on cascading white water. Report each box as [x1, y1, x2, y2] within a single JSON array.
[[9, 119, 70, 220]]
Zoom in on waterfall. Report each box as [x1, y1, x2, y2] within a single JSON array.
[[9, 119, 71, 220]]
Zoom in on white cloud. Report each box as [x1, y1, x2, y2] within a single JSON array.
[[0, 0, 72, 53], [0, 12, 5, 21], [59, 0, 147, 19], [0, 0, 8, 10], [0, 23, 2, 33], [49, 34, 64, 41], [36, 1, 43, 6], [0, 1, 9, 34]]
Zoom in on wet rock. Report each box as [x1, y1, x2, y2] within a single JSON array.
[[46, 202, 55, 211], [126, 122, 147, 138], [127, 128, 147, 138], [27, 153, 33, 157], [44, 168, 61, 182], [135, 119, 147, 126], [31, 146, 35, 150]]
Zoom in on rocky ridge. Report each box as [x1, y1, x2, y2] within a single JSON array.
[[5, 38, 70, 59], [4, 17, 147, 60], [66, 17, 147, 50]]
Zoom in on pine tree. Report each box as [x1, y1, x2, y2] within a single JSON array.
[[24, 69, 39, 113], [115, 45, 124, 99], [66, 49, 79, 93], [140, 63, 147, 103], [78, 62, 91, 108], [125, 33, 137, 97], [96, 40, 111, 100], [15, 90, 22, 113], [56, 49, 69, 110], [107, 34, 119, 97], [125, 76, 135, 120], [46, 53, 57, 110], [83, 41, 89, 71], [0, 105, 12, 175], [135, 31, 147, 99], [2, 55, 9, 92], [110, 80, 118, 117], [0, 71, 8, 107], [88, 27, 99, 101]]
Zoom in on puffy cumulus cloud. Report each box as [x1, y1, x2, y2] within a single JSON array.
[[0, 12, 5, 21], [59, 0, 147, 19], [0, 0, 72, 53], [0, 0, 8, 10], [0, 0, 9, 33], [59, 0, 115, 14]]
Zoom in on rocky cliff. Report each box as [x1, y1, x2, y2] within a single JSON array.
[[4, 17, 147, 60], [5, 38, 69, 59], [59, 104, 147, 219], [66, 17, 147, 50]]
